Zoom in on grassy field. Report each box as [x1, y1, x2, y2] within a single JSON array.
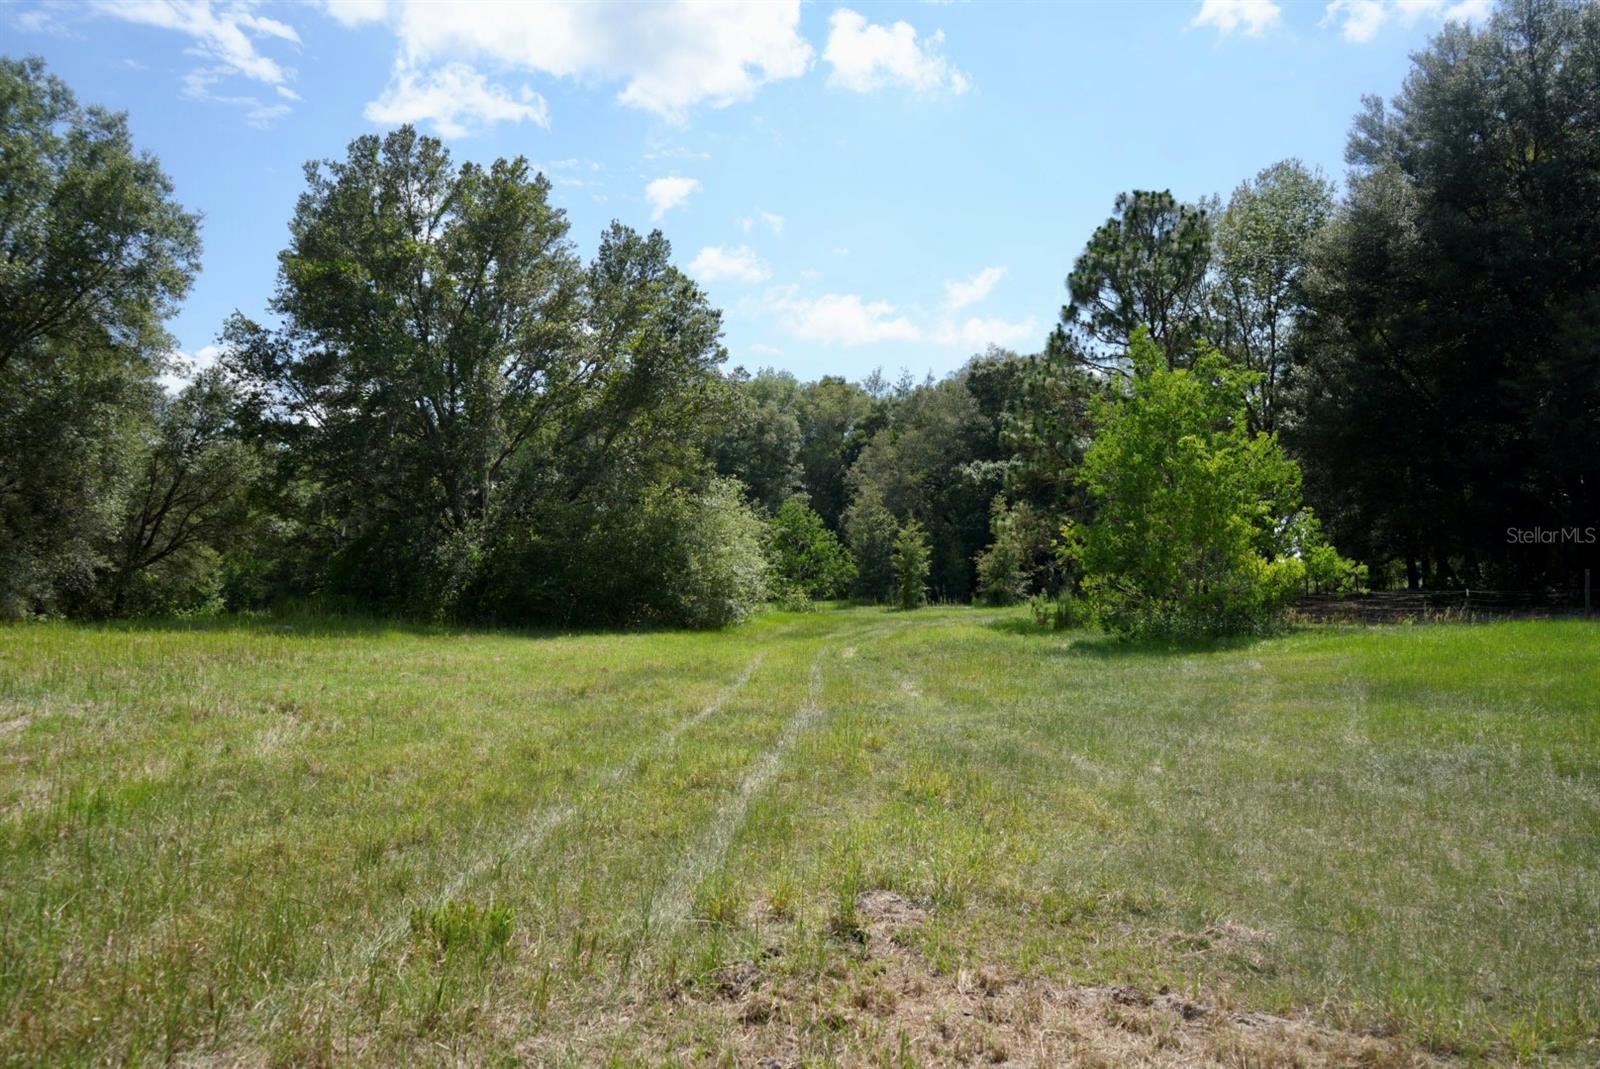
[[1, 607, 1596, 1066]]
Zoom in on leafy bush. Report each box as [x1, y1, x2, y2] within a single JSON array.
[[974, 496, 1058, 606], [891, 519, 932, 611], [651, 477, 771, 629], [1304, 525, 1368, 593], [844, 493, 898, 602], [768, 495, 855, 602], [1028, 591, 1087, 630], [1065, 330, 1356, 639]]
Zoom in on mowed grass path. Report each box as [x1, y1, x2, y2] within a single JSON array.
[[0, 608, 1596, 1065]]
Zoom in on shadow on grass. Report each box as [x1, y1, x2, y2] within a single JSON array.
[[983, 615, 1270, 658], [83, 609, 672, 644], [68, 601, 892, 645]]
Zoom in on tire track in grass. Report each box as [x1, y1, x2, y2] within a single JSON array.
[[652, 649, 828, 931], [347, 652, 767, 971]]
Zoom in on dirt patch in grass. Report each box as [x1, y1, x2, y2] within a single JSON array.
[[683, 891, 1444, 1067]]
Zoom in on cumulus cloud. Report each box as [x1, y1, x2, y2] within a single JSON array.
[[930, 315, 1039, 350], [365, 63, 549, 137], [824, 8, 970, 95], [944, 265, 1005, 310], [1191, 0, 1282, 36], [688, 245, 771, 283], [332, 0, 813, 123], [323, 0, 387, 26], [762, 285, 1034, 350], [646, 176, 702, 221], [766, 288, 922, 347], [1322, 0, 1389, 41], [1323, 0, 1488, 42]]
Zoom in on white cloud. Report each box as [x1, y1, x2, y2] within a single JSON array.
[[1324, 0, 1488, 42], [688, 245, 771, 283], [931, 315, 1039, 350], [365, 63, 549, 138], [1191, 0, 1282, 36], [1394, 0, 1492, 22], [760, 285, 1033, 350], [94, 0, 298, 85], [824, 8, 970, 95], [181, 66, 292, 126], [646, 176, 701, 221], [11, 7, 68, 34], [91, 1, 303, 124], [1323, 0, 1389, 41], [738, 211, 786, 235], [944, 265, 1005, 310], [159, 343, 222, 393], [339, 0, 812, 123], [767, 287, 922, 347], [323, 0, 387, 26]]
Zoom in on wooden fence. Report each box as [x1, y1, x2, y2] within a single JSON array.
[[1291, 587, 1592, 624]]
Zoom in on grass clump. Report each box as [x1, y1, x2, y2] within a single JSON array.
[[410, 899, 515, 961]]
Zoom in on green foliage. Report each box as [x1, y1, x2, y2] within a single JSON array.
[[1209, 159, 1333, 433], [224, 126, 731, 624], [707, 368, 803, 512], [974, 496, 1061, 606], [476, 476, 768, 629], [1059, 189, 1212, 371], [890, 519, 932, 611], [796, 375, 879, 531], [1293, 0, 1600, 588], [846, 373, 1003, 600], [663, 478, 772, 629], [974, 497, 1028, 605], [1067, 331, 1351, 639], [844, 492, 898, 602], [0, 56, 201, 372], [0, 56, 201, 618], [1027, 591, 1087, 630], [768, 495, 855, 602], [103, 369, 262, 616], [1303, 525, 1369, 594]]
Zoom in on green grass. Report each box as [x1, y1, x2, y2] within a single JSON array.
[[0, 607, 1596, 1065]]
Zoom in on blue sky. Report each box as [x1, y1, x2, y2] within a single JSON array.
[[7, 0, 1489, 383]]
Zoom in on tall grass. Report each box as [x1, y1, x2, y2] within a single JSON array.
[[0, 609, 1594, 1064]]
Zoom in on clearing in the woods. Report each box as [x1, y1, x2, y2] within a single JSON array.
[[1, 608, 1596, 1066]]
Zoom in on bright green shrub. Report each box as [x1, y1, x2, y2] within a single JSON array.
[[1065, 330, 1355, 639], [768, 495, 856, 602], [891, 518, 932, 611]]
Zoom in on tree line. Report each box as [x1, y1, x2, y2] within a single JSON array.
[[2, 0, 1596, 633]]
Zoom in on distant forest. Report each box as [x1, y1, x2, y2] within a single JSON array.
[[3, 0, 1597, 627]]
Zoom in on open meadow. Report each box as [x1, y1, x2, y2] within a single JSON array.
[[1, 608, 1596, 1066]]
